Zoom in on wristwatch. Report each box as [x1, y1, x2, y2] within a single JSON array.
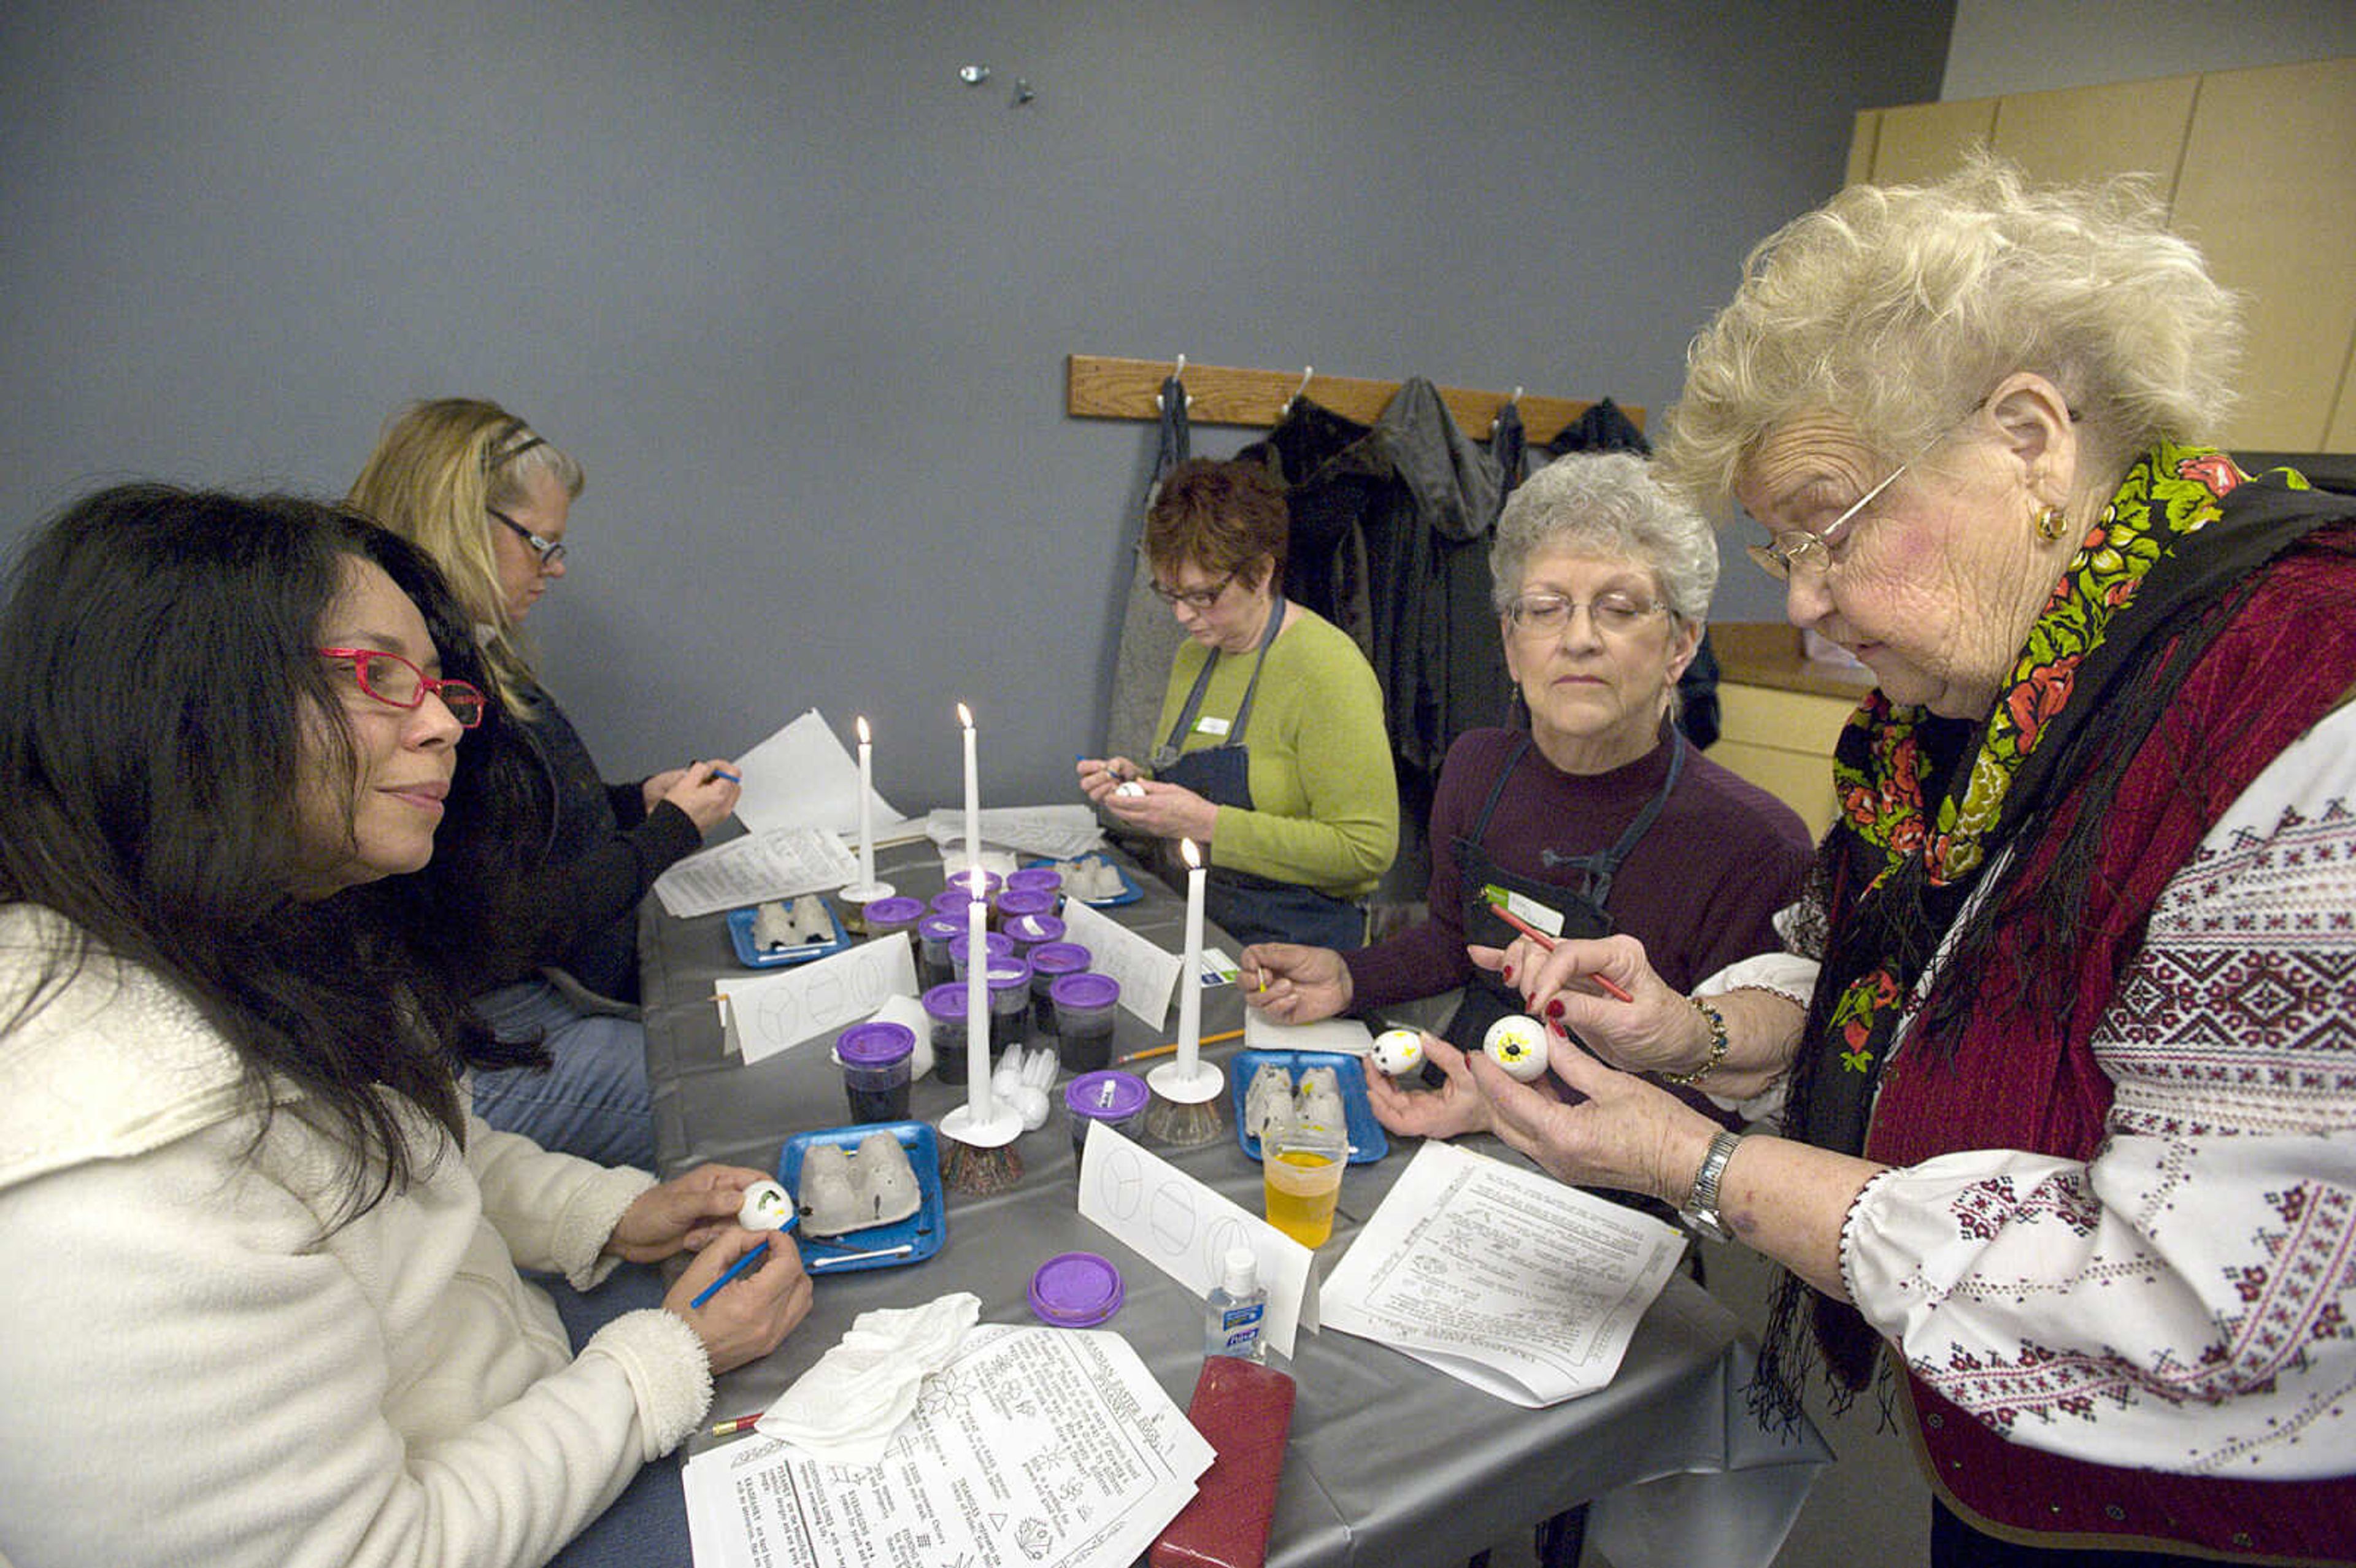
[[1678, 1129, 1743, 1243]]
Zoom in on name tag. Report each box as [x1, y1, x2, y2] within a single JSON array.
[[1194, 715, 1231, 738], [1482, 883, 1565, 937]]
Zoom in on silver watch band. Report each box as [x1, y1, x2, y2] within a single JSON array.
[[1678, 1129, 1743, 1243]]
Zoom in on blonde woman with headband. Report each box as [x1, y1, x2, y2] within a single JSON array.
[[352, 398, 741, 1167]]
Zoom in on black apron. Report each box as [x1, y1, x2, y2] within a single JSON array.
[[1151, 595, 1368, 951], [1444, 727, 1686, 1053]]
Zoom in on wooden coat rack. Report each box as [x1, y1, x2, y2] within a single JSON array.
[[1064, 353, 1641, 445]]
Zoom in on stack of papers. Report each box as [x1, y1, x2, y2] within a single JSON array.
[[923, 804, 1105, 861], [1322, 1140, 1686, 1407], [652, 827, 860, 919], [685, 1324, 1212, 1568]]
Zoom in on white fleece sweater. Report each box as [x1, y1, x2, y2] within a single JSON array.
[[0, 906, 714, 1567]]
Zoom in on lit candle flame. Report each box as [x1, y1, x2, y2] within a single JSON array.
[[1180, 837, 1200, 870], [857, 715, 870, 744], [957, 702, 973, 729]]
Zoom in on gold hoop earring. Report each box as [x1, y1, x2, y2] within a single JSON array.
[[2034, 504, 2068, 542]]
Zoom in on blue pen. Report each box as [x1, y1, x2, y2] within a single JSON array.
[[708, 767, 741, 785], [690, 1240, 769, 1309]]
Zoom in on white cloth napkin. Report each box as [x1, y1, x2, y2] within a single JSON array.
[[756, 1291, 982, 1463]]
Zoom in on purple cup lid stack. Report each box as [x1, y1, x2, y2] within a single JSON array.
[[861, 896, 925, 928]]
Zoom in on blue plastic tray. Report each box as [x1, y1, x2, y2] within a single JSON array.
[[726, 900, 850, 968], [776, 1121, 945, 1274], [1230, 1050, 1387, 1165], [1023, 854, 1142, 907]]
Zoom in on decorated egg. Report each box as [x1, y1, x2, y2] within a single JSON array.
[[737, 1178, 794, 1231], [1371, 1028, 1425, 1077], [1482, 1014, 1549, 1083], [1114, 780, 1147, 799]]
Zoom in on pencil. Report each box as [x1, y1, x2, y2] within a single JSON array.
[[689, 1240, 769, 1309], [710, 1413, 763, 1437], [1117, 1028, 1245, 1065], [1485, 902, 1636, 1003]]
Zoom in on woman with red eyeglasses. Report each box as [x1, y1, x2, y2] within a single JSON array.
[[350, 398, 741, 1168], [0, 486, 807, 1567]]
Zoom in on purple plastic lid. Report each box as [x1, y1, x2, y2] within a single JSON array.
[[1004, 867, 1063, 895], [861, 896, 925, 928], [837, 1021, 915, 1067], [917, 912, 968, 943], [1028, 1251, 1125, 1328], [933, 871, 1000, 907], [922, 981, 975, 1021], [1065, 1069, 1150, 1121], [996, 888, 1057, 921], [983, 956, 1033, 992], [949, 931, 1016, 969], [1049, 972, 1120, 1012], [1003, 912, 1066, 945], [1029, 941, 1091, 977]]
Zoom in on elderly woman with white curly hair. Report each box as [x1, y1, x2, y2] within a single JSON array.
[[1489, 156, 2356, 1564], [1245, 450, 1812, 1144]]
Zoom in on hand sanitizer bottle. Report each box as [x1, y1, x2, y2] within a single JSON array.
[[1206, 1248, 1268, 1362]]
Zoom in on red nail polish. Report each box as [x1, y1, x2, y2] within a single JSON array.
[[1546, 999, 1564, 1020], [1501, 963, 1514, 983], [1550, 1018, 1569, 1038]]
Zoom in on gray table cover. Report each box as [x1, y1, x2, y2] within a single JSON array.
[[639, 839, 1828, 1567]]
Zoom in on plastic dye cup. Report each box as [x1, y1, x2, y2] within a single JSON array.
[[837, 1021, 915, 1123], [999, 910, 1066, 955], [1028, 1251, 1124, 1328], [982, 956, 1034, 1051], [1049, 972, 1121, 1074], [1262, 1120, 1349, 1248], [932, 872, 1003, 920], [916, 912, 968, 992], [949, 929, 1018, 980], [1027, 942, 1091, 1034], [995, 887, 1057, 928], [922, 981, 980, 1086], [860, 895, 925, 945], [1004, 866, 1063, 905], [1065, 1069, 1150, 1164]]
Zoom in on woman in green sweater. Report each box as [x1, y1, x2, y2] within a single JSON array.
[[1080, 458, 1398, 948]]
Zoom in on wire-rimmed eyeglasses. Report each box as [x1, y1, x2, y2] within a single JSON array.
[[1744, 462, 1912, 583], [1504, 590, 1668, 637], [318, 647, 488, 728]]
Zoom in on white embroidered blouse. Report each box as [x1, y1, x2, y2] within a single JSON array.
[[1704, 701, 2356, 1478]]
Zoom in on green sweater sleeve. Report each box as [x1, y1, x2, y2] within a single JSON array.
[[1152, 612, 1399, 899]]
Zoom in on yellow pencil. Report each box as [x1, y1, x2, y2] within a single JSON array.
[[1117, 1028, 1244, 1065]]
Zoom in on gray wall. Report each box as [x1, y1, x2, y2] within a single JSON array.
[[1942, 0, 2356, 99], [0, 1, 1950, 811]]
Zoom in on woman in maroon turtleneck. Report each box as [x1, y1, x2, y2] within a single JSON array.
[[1243, 451, 1811, 1142]]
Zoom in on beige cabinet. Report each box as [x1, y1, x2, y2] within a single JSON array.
[[1715, 683, 1857, 840], [1848, 56, 2356, 453]]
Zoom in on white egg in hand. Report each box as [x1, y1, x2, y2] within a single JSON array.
[[737, 1178, 793, 1231], [1114, 780, 1147, 799], [1482, 1015, 1549, 1083], [1371, 1028, 1425, 1077]]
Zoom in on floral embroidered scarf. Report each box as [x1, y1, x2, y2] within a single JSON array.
[[1802, 443, 2245, 1134]]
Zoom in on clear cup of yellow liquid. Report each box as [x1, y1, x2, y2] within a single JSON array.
[[1261, 1121, 1349, 1247]]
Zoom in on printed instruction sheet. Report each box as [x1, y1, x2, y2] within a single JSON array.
[[683, 1324, 1212, 1568], [1322, 1140, 1685, 1407]]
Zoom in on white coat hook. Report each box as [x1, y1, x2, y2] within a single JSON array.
[[1288, 365, 1313, 412], [1494, 386, 1523, 434], [1160, 354, 1191, 412]]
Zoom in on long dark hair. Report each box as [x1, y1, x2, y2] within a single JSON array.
[[0, 485, 545, 1224]]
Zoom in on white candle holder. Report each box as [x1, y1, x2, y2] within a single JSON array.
[[1143, 1057, 1226, 1146]]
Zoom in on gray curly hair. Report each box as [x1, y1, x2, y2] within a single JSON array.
[[1488, 450, 1718, 623], [1658, 151, 2241, 512]]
